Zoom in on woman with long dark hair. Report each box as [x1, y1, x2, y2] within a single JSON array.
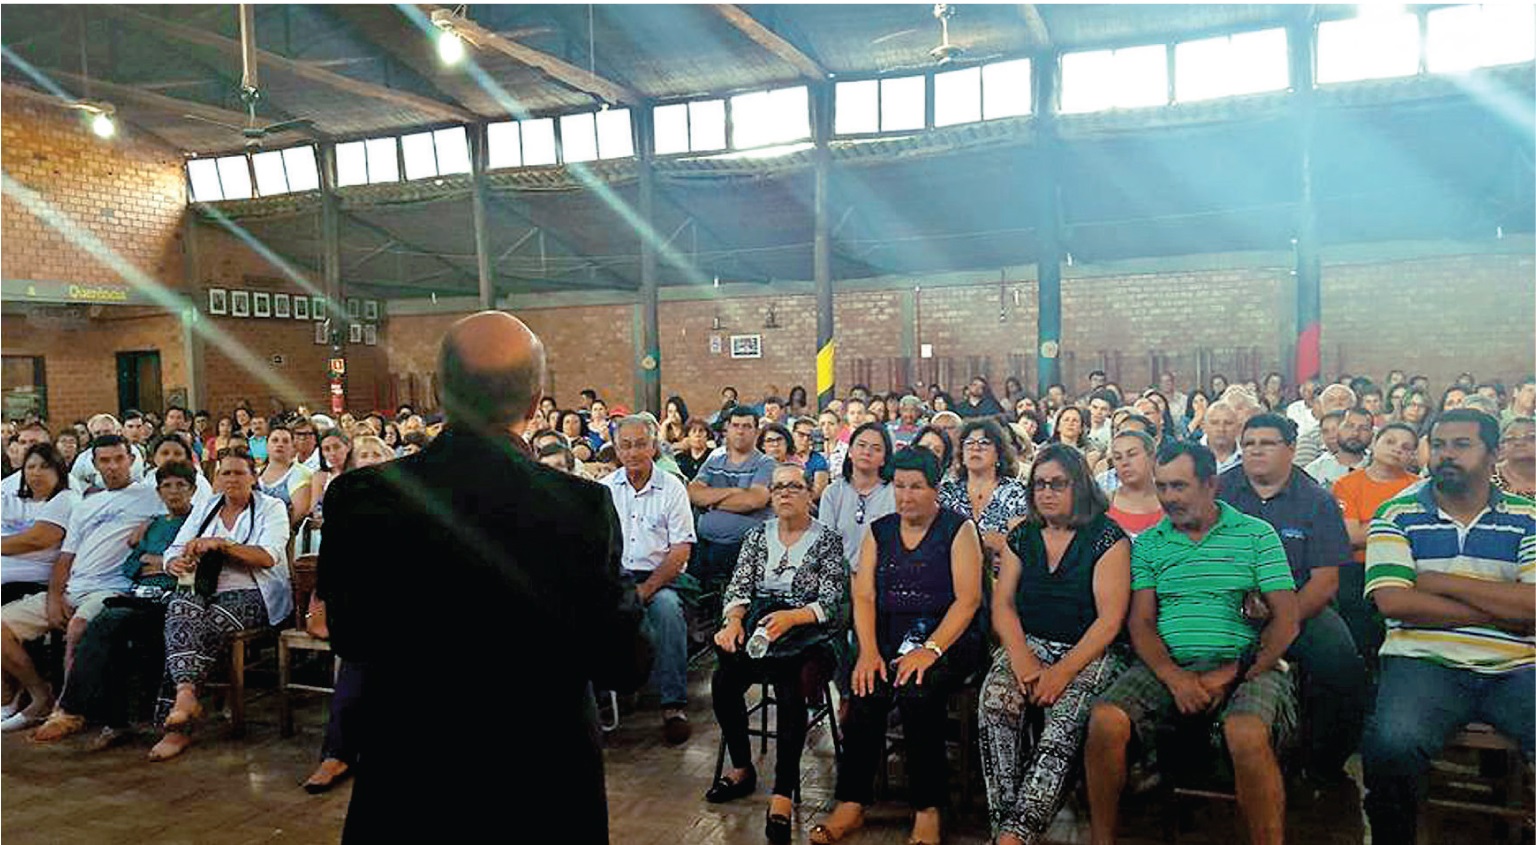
[[980, 443, 1129, 845]]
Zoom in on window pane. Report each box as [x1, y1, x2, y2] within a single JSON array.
[[934, 67, 981, 127], [982, 58, 1031, 119], [558, 112, 599, 163], [1061, 49, 1117, 113], [654, 103, 689, 154], [521, 118, 557, 165], [689, 99, 726, 151], [880, 75, 926, 131], [1176, 30, 1287, 102], [281, 146, 319, 192], [1114, 44, 1169, 108], [335, 141, 369, 187], [487, 121, 522, 169], [364, 137, 399, 183], [732, 87, 809, 148], [400, 132, 439, 180], [1317, 13, 1421, 84], [215, 155, 252, 199], [187, 158, 223, 202], [433, 127, 471, 174], [1427, 4, 1536, 74], [251, 150, 289, 196], [835, 79, 879, 134], [595, 109, 634, 159]]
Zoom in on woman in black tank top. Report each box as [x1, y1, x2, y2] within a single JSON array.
[[811, 448, 984, 845]]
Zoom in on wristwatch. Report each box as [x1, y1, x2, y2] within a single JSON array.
[[922, 639, 944, 658]]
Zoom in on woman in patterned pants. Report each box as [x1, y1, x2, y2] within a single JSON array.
[[979, 444, 1132, 844]]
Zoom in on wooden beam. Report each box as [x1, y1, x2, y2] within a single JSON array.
[[43, 71, 259, 129], [418, 4, 641, 106], [1019, 5, 1051, 49], [710, 5, 826, 80], [99, 6, 479, 124]]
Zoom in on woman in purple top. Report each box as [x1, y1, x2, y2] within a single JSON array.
[[810, 447, 984, 845]]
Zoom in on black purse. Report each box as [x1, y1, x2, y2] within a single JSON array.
[[187, 495, 258, 599]]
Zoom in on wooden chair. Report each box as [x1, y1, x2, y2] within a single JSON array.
[[277, 554, 336, 737], [1427, 722, 1534, 839], [203, 626, 277, 738]]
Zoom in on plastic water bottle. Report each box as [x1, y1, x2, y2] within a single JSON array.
[[746, 624, 772, 659], [896, 619, 936, 657]]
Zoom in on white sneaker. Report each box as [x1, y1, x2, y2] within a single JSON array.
[[0, 709, 45, 733], [0, 694, 23, 720]]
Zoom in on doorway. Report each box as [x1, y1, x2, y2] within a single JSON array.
[[116, 351, 163, 416]]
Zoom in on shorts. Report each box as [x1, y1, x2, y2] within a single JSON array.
[[1097, 659, 1297, 752], [1, 589, 121, 641]]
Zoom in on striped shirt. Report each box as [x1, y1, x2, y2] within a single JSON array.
[[1131, 501, 1296, 665], [1363, 484, 1536, 674]]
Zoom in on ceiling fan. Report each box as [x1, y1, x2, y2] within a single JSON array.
[[182, 4, 315, 147], [870, 4, 992, 73]]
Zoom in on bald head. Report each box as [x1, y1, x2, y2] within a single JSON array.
[[437, 311, 547, 430]]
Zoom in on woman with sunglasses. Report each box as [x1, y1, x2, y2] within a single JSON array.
[[707, 463, 849, 844], [979, 443, 1130, 845], [939, 419, 1030, 579]]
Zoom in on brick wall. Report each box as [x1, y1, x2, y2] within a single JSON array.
[[388, 252, 1531, 418]]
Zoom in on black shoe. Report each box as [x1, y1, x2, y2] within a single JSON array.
[[705, 767, 757, 803], [765, 810, 792, 844]]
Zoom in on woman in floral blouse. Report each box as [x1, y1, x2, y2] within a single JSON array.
[[938, 418, 1030, 578]]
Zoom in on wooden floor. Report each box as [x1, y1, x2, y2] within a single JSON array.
[[2, 658, 1524, 844]]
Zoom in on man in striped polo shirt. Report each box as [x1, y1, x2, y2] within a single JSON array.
[[1361, 409, 1535, 845], [1087, 441, 1299, 845]]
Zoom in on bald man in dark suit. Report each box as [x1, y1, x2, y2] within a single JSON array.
[[318, 311, 651, 843]]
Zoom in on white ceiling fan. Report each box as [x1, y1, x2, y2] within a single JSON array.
[[180, 4, 315, 147]]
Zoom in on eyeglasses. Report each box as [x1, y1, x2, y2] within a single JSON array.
[[1031, 478, 1072, 493], [769, 482, 808, 493], [962, 438, 994, 450]]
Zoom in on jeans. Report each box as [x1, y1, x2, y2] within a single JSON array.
[[1362, 657, 1535, 845], [322, 660, 366, 764], [59, 604, 164, 728], [631, 576, 688, 709], [1286, 606, 1368, 775]]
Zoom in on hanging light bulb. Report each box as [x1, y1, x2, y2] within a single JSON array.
[[90, 111, 116, 139], [437, 29, 466, 65]]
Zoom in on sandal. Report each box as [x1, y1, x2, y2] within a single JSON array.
[[808, 806, 864, 844], [303, 759, 353, 794], [163, 700, 203, 730], [147, 729, 193, 762], [31, 711, 86, 743]]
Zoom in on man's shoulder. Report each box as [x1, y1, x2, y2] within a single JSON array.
[[1375, 488, 1430, 523], [1217, 501, 1281, 539]]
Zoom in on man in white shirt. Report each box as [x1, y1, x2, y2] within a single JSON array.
[[1306, 407, 1373, 489], [1, 436, 163, 730], [1159, 370, 1189, 421], [602, 415, 697, 744], [1203, 401, 1244, 475], [1287, 378, 1322, 437], [70, 414, 147, 489]]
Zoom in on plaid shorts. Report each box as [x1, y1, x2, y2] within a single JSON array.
[[1097, 659, 1297, 753]]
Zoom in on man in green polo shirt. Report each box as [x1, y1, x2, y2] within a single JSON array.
[[1085, 441, 1300, 845]]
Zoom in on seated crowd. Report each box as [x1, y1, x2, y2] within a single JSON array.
[[1, 366, 1532, 845]]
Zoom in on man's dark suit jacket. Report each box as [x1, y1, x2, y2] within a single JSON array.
[[317, 426, 652, 843]]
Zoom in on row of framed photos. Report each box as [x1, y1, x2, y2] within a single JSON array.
[[317, 322, 378, 347], [206, 289, 380, 322]]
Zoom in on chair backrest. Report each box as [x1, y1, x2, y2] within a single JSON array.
[[290, 554, 320, 631]]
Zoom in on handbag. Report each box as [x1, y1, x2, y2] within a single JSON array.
[[743, 591, 836, 661]]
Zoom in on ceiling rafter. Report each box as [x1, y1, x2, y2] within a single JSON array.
[[41, 70, 263, 130], [1019, 5, 1051, 50], [99, 6, 479, 124], [417, 4, 641, 106], [310, 6, 479, 120], [708, 5, 827, 81]]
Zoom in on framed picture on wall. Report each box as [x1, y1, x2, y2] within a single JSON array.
[[230, 289, 250, 317], [274, 293, 291, 318], [364, 324, 378, 346], [346, 298, 360, 319], [348, 322, 363, 344], [314, 321, 329, 346], [207, 288, 228, 316], [311, 295, 326, 320], [253, 291, 272, 318], [364, 299, 379, 321], [729, 334, 762, 359], [293, 296, 310, 320]]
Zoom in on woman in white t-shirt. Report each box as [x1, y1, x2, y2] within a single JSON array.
[[1, 443, 79, 605]]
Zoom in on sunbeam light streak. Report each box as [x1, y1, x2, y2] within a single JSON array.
[[1, 173, 306, 401]]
